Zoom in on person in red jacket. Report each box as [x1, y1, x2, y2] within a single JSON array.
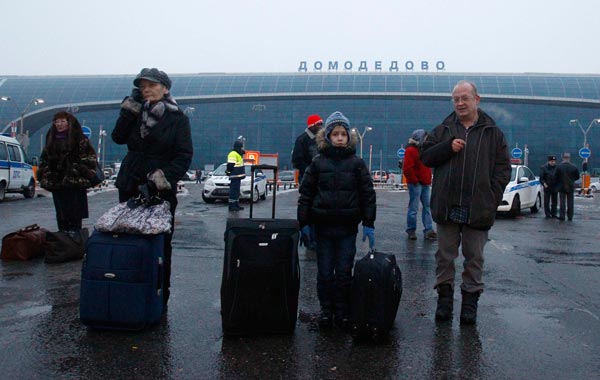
[[402, 129, 437, 240]]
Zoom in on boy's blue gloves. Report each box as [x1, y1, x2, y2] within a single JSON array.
[[301, 225, 311, 236], [362, 226, 375, 249], [300, 225, 311, 247]]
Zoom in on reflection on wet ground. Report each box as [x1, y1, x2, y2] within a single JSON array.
[[0, 186, 598, 379]]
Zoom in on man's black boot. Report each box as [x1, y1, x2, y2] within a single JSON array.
[[318, 308, 333, 329], [460, 290, 480, 325], [435, 284, 454, 322], [229, 202, 244, 212]]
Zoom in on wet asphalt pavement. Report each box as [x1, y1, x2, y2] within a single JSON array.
[[0, 183, 599, 380]]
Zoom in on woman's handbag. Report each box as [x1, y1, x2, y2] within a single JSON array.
[[1, 224, 49, 261], [94, 196, 172, 235]]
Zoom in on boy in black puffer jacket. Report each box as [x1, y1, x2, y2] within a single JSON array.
[[297, 111, 376, 330]]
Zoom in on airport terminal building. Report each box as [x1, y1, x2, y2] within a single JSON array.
[[1, 72, 599, 173]]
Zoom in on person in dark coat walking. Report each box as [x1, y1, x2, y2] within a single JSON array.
[[539, 155, 559, 218], [421, 80, 511, 325], [112, 68, 193, 306], [37, 111, 99, 232], [292, 114, 324, 253], [298, 111, 376, 330], [292, 114, 323, 182], [555, 152, 580, 221]]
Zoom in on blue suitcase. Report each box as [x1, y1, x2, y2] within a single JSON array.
[[80, 231, 164, 330]]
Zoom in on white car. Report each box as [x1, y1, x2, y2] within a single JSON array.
[[0, 135, 36, 201], [202, 163, 267, 203], [497, 164, 542, 216], [588, 179, 600, 193]]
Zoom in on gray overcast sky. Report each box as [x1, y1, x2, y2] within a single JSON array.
[[1, 0, 599, 76]]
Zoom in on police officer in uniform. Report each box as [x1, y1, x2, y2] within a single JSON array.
[[539, 155, 559, 218], [227, 137, 246, 212]]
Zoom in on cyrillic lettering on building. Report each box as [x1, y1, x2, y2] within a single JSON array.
[[298, 60, 447, 72]]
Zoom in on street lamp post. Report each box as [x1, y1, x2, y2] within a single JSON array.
[[351, 126, 373, 159], [1, 96, 19, 136], [98, 125, 107, 172], [569, 118, 600, 153], [19, 98, 45, 136], [569, 118, 600, 193], [1, 97, 44, 152]]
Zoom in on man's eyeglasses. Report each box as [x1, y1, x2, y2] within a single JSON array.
[[452, 96, 475, 104]]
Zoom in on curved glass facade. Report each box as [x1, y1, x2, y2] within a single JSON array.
[[1, 72, 599, 173]]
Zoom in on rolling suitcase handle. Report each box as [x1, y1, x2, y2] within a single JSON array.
[[249, 164, 277, 219]]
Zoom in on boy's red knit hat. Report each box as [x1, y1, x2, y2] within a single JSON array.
[[307, 114, 323, 128]]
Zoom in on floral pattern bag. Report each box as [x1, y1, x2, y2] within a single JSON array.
[[94, 198, 172, 235]]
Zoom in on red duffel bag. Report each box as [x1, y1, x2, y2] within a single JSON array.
[[1, 224, 49, 261]]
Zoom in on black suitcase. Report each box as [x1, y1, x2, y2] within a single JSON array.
[[350, 250, 402, 341], [221, 164, 300, 335]]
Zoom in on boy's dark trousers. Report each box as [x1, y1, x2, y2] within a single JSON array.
[[315, 232, 357, 317]]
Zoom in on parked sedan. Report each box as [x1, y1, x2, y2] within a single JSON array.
[[279, 170, 296, 183], [202, 163, 267, 203], [497, 165, 542, 217]]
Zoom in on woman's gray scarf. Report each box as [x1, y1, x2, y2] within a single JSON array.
[[141, 94, 179, 138]]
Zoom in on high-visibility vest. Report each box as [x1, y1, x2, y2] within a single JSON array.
[[227, 150, 245, 178]]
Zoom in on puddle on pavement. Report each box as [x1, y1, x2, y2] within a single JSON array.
[[1, 272, 34, 280], [17, 304, 52, 317]]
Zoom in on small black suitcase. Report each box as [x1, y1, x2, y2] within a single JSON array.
[[350, 250, 402, 341], [221, 164, 300, 335]]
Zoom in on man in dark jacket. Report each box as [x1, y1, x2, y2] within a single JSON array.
[[539, 155, 559, 218], [112, 68, 193, 307], [292, 114, 323, 182], [421, 80, 511, 325], [292, 114, 323, 252], [556, 152, 580, 221]]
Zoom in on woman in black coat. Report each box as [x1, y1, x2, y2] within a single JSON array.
[[112, 68, 193, 306], [37, 111, 98, 232]]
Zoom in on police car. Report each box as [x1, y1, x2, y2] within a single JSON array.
[[202, 163, 267, 203], [0, 135, 36, 201], [497, 164, 542, 216]]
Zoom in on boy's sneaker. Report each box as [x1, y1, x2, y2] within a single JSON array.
[[425, 230, 438, 240], [407, 230, 417, 240]]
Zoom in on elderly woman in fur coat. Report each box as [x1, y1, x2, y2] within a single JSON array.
[[297, 111, 376, 330], [37, 111, 99, 232]]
